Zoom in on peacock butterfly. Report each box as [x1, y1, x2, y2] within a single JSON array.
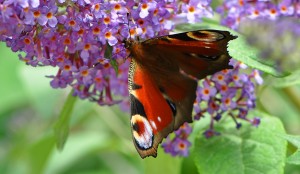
[[125, 30, 237, 158]]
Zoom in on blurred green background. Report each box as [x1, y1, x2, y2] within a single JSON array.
[[0, 41, 300, 174]]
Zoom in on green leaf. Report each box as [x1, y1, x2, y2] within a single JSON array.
[[228, 35, 281, 76], [104, 42, 113, 59], [104, 43, 118, 75], [193, 114, 287, 174], [144, 147, 182, 174], [180, 155, 198, 174], [286, 150, 300, 165], [46, 132, 112, 174], [175, 20, 282, 77], [281, 134, 300, 148], [271, 69, 300, 88], [280, 134, 300, 165], [110, 58, 119, 75], [53, 90, 77, 151], [28, 134, 55, 174]]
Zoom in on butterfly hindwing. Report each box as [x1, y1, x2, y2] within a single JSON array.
[[129, 60, 177, 158], [128, 30, 237, 158]]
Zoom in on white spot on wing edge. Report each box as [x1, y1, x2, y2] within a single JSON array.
[[131, 114, 153, 149]]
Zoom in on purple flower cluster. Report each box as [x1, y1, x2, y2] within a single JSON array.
[[194, 60, 262, 138], [217, 0, 300, 29], [239, 18, 300, 72], [162, 122, 192, 157], [0, 0, 213, 107], [162, 60, 262, 156]]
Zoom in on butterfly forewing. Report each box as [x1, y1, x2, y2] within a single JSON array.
[[128, 30, 237, 158]]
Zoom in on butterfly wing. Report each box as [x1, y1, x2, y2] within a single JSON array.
[[143, 30, 237, 79], [129, 59, 196, 158], [128, 30, 236, 158]]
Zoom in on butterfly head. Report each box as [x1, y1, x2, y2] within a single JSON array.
[[123, 39, 133, 49]]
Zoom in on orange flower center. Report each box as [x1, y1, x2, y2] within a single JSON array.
[[78, 29, 84, 35], [138, 19, 144, 26], [105, 32, 112, 39], [129, 29, 136, 36], [69, 20, 76, 26], [210, 102, 217, 109], [46, 12, 53, 19], [203, 89, 210, 95], [95, 77, 102, 83], [94, 4, 100, 11], [24, 38, 31, 44], [270, 8, 276, 14], [225, 98, 230, 105], [153, 9, 158, 16], [115, 48, 120, 53], [57, 57, 64, 62], [281, 6, 287, 12], [104, 63, 110, 68], [188, 6, 195, 13], [114, 4, 121, 10], [84, 43, 91, 50], [51, 36, 56, 41], [221, 85, 227, 91], [179, 143, 185, 149], [24, 7, 29, 13], [104, 17, 110, 24], [238, 0, 244, 6], [141, 3, 148, 10], [93, 27, 101, 35], [217, 75, 224, 80], [222, 69, 228, 73], [64, 65, 71, 71], [64, 38, 71, 45], [33, 11, 41, 18], [81, 70, 89, 76]]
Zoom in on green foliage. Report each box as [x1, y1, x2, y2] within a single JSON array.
[[228, 35, 284, 77], [28, 135, 56, 174], [144, 148, 182, 174], [194, 114, 286, 174], [104, 42, 119, 75], [281, 134, 300, 165], [271, 70, 300, 88], [53, 90, 77, 151]]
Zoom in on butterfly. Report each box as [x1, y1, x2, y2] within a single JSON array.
[[125, 30, 237, 158]]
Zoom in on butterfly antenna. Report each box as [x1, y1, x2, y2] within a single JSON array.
[[127, 12, 140, 41], [126, 13, 133, 40]]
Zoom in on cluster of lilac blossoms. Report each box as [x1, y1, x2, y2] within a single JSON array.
[[217, 0, 300, 29], [195, 60, 262, 137], [221, 0, 300, 73], [162, 60, 262, 156], [0, 0, 213, 107], [0, 0, 263, 157], [162, 122, 192, 157]]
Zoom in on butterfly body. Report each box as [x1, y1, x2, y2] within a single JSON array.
[[127, 30, 237, 158]]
